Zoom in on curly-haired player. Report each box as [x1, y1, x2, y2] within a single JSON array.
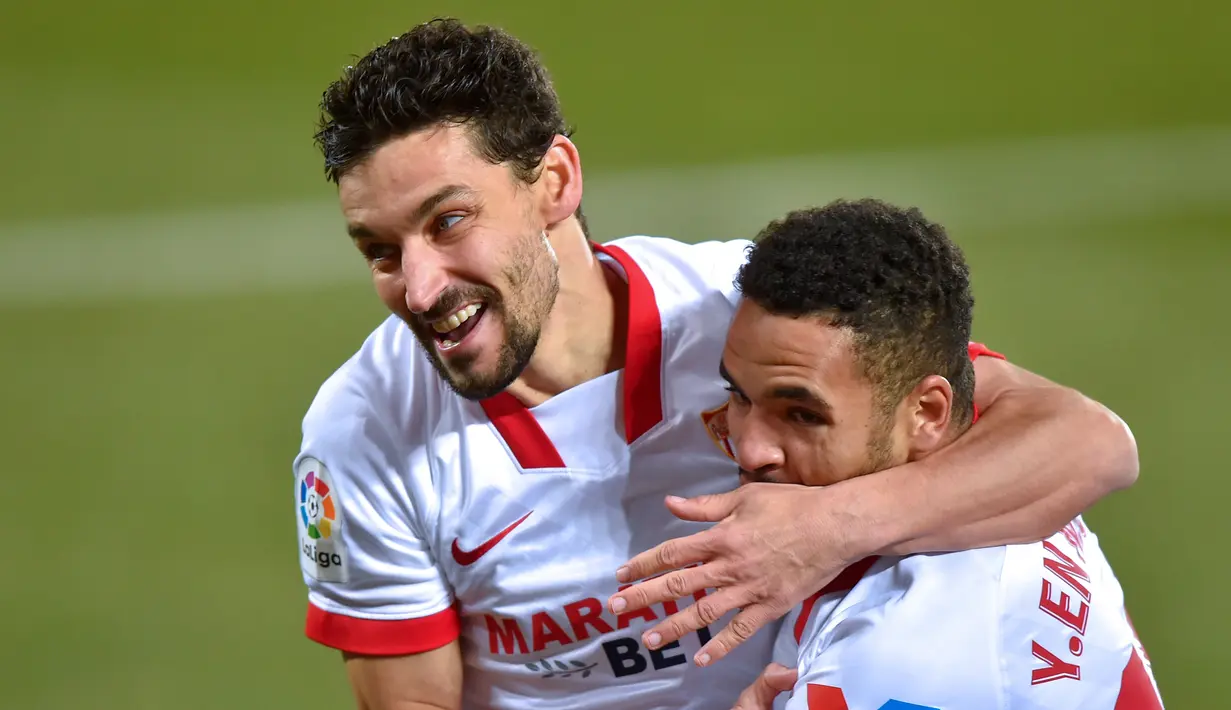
[[725, 200, 1162, 709]]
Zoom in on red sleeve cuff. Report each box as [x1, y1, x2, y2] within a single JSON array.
[[968, 341, 1006, 362], [305, 602, 460, 656]]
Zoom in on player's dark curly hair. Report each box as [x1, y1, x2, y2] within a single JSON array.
[[315, 18, 587, 231], [736, 198, 977, 426]]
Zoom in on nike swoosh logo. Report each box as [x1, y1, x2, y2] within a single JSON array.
[[451, 511, 533, 566]]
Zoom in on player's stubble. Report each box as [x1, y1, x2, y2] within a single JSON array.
[[408, 229, 560, 401]]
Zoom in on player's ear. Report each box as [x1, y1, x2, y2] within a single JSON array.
[[535, 135, 583, 228], [905, 374, 953, 457]]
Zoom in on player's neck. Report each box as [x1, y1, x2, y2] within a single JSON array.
[[505, 223, 627, 407]]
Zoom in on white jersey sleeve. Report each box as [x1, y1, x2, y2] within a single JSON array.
[[294, 320, 458, 655]]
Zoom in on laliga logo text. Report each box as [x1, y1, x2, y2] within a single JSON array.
[[299, 466, 343, 572], [302, 541, 343, 570]]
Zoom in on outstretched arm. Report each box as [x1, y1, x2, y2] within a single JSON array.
[[608, 353, 1139, 666]]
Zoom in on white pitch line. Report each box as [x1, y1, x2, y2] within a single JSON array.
[[1, 126, 1228, 306]]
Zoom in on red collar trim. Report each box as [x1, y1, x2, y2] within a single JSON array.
[[967, 341, 1005, 424], [793, 555, 881, 644], [480, 391, 567, 469], [592, 242, 664, 444], [479, 242, 664, 470]]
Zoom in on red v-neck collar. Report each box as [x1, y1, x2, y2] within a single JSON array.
[[479, 242, 665, 470]]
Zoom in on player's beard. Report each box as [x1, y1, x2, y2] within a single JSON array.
[[411, 231, 560, 401], [862, 411, 899, 476]]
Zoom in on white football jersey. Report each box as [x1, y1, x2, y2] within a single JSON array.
[[771, 518, 1164, 710], [294, 236, 783, 709]]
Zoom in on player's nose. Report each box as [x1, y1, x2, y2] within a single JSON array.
[[401, 241, 449, 314], [731, 413, 784, 475]]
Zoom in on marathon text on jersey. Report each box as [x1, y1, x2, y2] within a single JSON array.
[[483, 577, 716, 679]]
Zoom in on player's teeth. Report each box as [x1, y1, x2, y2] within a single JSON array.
[[432, 303, 482, 333]]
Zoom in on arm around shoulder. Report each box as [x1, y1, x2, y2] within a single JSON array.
[[843, 349, 1139, 558], [973, 352, 1139, 491]]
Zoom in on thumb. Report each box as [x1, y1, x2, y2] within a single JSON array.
[[666, 490, 740, 523], [761, 662, 797, 691], [732, 662, 797, 710]]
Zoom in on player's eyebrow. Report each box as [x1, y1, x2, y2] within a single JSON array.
[[346, 223, 375, 240], [768, 385, 832, 415], [347, 184, 475, 240], [720, 360, 831, 414]]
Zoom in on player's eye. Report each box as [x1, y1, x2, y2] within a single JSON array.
[[436, 214, 464, 232], [360, 243, 399, 263], [788, 408, 825, 426], [724, 386, 750, 406]]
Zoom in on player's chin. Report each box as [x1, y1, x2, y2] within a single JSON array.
[[442, 359, 513, 401], [440, 340, 512, 400]]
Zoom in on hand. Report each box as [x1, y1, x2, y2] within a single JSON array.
[[732, 663, 797, 710], [609, 483, 872, 666]]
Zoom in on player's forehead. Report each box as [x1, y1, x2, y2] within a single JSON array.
[[723, 300, 859, 394], [338, 125, 505, 225]]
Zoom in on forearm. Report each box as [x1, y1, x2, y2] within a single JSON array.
[[840, 384, 1138, 558]]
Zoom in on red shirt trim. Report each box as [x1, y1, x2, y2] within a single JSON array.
[[479, 242, 665, 469], [794, 556, 881, 644], [968, 341, 1005, 363], [1114, 648, 1164, 709], [968, 340, 1005, 423], [594, 243, 665, 443], [305, 603, 461, 656], [481, 392, 567, 469]]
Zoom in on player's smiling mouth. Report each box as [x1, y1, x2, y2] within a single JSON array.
[[429, 302, 486, 351]]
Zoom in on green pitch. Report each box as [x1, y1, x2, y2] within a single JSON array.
[[1, 1, 1226, 707]]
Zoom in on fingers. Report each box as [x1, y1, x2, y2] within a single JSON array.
[[615, 527, 721, 584], [697, 605, 779, 666], [731, 663, 798, 710], [664, 490, 741, 523], [609, 563, 721, 617], [640, 586, 753, 657]]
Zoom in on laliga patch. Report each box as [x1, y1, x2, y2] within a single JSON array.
[[296, 457, 348, 583], [700, 403, 736, 461]]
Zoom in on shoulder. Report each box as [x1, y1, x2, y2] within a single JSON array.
[[788, 550, 1008, 709], [998, 519, 1154, 707], [300, 314, 440, 450], [602, 235, 752, 307], [296, 314, 453, 524]]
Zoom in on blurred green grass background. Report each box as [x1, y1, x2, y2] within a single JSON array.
[[1, 1, 1226, 707]]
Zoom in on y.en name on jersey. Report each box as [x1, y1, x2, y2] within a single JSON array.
[[1032, 520, 1093, 685]]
